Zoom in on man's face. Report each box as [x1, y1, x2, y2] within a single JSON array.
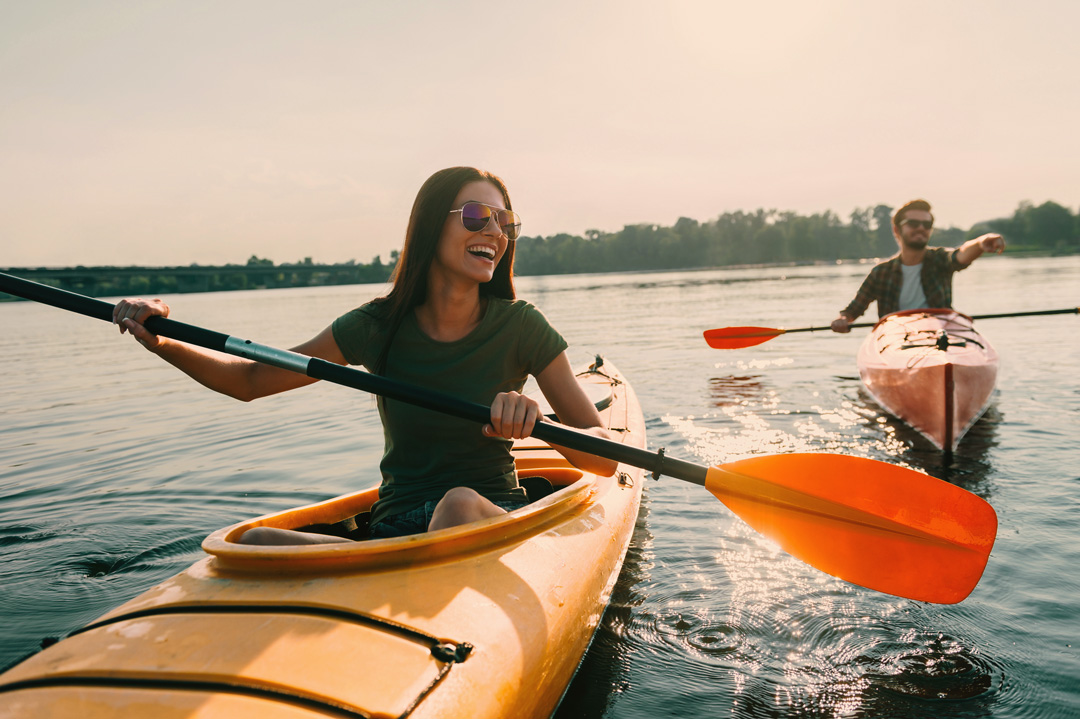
[[894, 209, 934, 251]]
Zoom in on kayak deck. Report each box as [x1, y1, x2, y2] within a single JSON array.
[[0, 359, 646, 719], [857, 309, 998, 452]]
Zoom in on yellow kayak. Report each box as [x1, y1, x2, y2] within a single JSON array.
[[0, 359, 645, 719]]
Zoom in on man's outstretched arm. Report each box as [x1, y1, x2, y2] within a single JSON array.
[[955, 233, 1006, 267]]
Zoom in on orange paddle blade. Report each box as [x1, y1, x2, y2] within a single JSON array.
[[703, 326, 785, 349], [705, 453, 997, 603]]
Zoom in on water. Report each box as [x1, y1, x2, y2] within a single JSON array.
[[2, 256, 1078, 717]]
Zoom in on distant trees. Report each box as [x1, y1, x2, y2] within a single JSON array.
[[871, 205, 897, 256], [6, 201, 1075, 303], [513, 200, 1078, 276], [1, 259, 395, 300], [977, 200, 1079, 253], [514, 207, 880, 275]]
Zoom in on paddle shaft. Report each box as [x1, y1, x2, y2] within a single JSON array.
[[0, 271, 709, 486], [2, 271, 1001, 603], [964, 307, 1078, 320], [775, 307, 1079, 335]]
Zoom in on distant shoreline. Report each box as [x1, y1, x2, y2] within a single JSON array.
[[1, 249, 1070, 302]]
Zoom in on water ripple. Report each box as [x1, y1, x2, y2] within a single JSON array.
[[7, 263, 1080, 719]]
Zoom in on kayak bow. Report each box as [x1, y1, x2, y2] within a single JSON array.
[[857, 309, 999, 452]]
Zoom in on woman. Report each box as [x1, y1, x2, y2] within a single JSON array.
[[113, 167, 617, 544]]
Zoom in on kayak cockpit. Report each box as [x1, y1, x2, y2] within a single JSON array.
[[201, 463, 603, 574], [202, 363, 626, 574]]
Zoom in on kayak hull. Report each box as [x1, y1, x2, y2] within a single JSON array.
[[0, 360, 646, 719], [857, 309, 998, 452]]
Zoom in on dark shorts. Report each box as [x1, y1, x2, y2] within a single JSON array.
[[369, 497, 529, 540]]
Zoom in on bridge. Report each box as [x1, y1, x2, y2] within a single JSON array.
[[0, 263, 393, 299]]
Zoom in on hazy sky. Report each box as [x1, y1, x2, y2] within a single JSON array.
[[2, 0, 1078, 267]]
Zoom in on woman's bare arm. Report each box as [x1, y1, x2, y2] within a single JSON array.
[[532, 352, 619, 477], [114, 298, 348, 402]]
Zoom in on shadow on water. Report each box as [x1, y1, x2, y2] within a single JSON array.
[[839, 625, 1004, 719], [608, 590, 1003, 719], [527, 272, 802, 298], [707, 374, 773, 408], [854, 388, 1002, 500], [554, 497, 654, 718], [71, 535, 204, 578]]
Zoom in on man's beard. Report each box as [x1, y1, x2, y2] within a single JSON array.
[[901, 234, 929, 250]]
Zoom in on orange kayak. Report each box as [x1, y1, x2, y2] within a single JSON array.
[[857, 309, 998, 452], [0, 360, 645, 719]]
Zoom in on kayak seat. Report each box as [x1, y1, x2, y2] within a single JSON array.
[[520, 475, 554, 502], [292, 471, 573, 539], [296, 511, 371, 541]]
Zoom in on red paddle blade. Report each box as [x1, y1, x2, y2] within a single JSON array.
[[704, 453, 997, 603], [703, 326, 785, 349]]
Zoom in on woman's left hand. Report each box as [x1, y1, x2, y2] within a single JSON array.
[[484, 391, 541, 439]]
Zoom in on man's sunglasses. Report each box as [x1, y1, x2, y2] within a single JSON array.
[[901, 218, 934, 230], [449, 202, 522, 241]]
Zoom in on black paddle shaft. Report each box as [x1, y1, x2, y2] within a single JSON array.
[[786, 307, 1079, 334], [0, 271, 709, 486]]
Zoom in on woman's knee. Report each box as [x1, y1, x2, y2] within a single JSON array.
[[430, 487, 503, 530], [439, 486, 484, 512]]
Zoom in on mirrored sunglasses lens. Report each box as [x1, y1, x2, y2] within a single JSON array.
[[460, 202, 493, 231], [498, 211, 521, 240]]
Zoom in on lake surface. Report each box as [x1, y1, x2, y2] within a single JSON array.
[[2, 255, 1078, 718]]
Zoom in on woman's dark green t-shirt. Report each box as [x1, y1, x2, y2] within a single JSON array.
[[331, 298, 568, 526]]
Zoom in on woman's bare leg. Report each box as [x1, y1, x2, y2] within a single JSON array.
[[428, 487, 508, 531], [238, 526, 353, 545]]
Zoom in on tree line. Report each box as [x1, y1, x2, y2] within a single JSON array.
[[512, 199, 1078, 276], [4, 200, 1076, 300], [0, 256, 395, 300]]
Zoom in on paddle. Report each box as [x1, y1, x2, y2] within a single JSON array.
[[704, 307, 1080, 349], [0, 271, 997, 604]]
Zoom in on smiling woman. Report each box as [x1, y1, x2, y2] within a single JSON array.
[[109, 166, 619, 544]]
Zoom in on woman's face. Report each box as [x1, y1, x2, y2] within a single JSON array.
[[431, 180, 511, 287]]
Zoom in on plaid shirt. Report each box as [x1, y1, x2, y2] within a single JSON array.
[[841, 247, 968, 320]]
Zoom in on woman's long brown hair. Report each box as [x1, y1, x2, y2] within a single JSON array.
[[373, 167, 517, 374]]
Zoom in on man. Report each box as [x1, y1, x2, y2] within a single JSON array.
[[831, 199, 1005, 332]]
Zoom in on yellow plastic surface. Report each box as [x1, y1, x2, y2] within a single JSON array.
[[202, 467, 595, 574], [0, 362, 646, 719], [0, 687, 361, 719]]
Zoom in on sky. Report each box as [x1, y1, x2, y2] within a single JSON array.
[[2, 0, 1078, 268]]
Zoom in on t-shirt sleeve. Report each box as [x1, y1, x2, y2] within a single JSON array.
[[515, 302, 569, 377], [841, 266, 880, 320], [948, 247, 969, 271], [331, 303, 386, 368]]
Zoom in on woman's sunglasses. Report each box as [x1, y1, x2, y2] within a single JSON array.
[[901, 218, 934, 230], [450, 202, 522, 241]]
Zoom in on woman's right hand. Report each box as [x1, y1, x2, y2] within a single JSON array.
[[113, 298, 170, 351], [484, 391, 541, 440]]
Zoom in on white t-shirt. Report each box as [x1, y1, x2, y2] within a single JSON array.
[[899, 263, 928, 310]]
